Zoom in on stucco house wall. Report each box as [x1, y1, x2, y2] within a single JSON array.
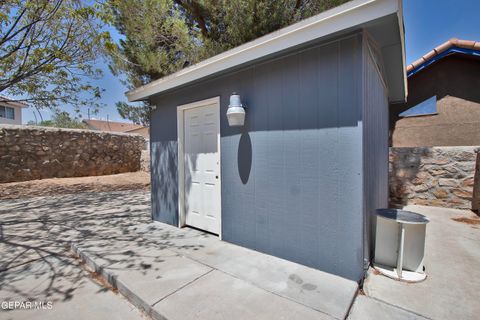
[[0, 104, 23, 125], [126, 126, 149, 139], [390, 55, 480, 147], [149, 32, 389, 281]]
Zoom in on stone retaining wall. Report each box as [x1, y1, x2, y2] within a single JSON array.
[[0, 124, 145, 183], [140, 150, 150, 172], [389, 146, 479, 210]]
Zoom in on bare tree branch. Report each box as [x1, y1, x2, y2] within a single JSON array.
[[0, 0, 105, 111]]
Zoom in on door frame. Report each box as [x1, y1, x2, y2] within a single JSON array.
[[177, 96, 222, 238]]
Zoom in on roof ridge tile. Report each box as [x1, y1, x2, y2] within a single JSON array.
[[407, 38, 480, 74]]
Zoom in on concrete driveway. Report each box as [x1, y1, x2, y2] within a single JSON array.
[[2, 190, 478, 320], [0, 191, 358, 320], [0, 191, 150, 320]]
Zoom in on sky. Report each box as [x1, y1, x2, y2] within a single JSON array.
[[403, 0, 480, 63], [22, 0, 480, 124]]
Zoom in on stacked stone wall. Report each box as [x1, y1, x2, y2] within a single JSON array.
[[0, 124, 145, 183], [389, 146, 479, 210]]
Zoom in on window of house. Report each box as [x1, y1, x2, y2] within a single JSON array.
[[0, 106, 15, 119], [399, 96, 438, 117]]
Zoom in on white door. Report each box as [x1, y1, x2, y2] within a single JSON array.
[[183, 101, 221, 234]]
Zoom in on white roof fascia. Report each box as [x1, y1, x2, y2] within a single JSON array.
[[0, 100, 28, 108], [126, 0, 400, 102], [396, 0, 408, 101]]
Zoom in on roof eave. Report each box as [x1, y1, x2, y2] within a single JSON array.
[[0, 97, 29, 108], [397, 1, 407, 102], [386, 0, 407, 103]]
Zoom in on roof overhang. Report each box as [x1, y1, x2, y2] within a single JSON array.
[[126, 0, 406, 103], [0, 96, 29, 108]]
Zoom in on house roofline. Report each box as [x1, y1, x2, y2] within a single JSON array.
[[126, 0, 404, 102], [407, 38, 480, 76], [0, 96, 29, 108]]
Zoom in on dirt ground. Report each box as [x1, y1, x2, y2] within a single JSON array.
[[0, 171, 150, 200]]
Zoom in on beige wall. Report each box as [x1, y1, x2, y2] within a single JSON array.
[[127, 126, 149, 138], [393, 96, 480, 147], [390, 55, 480, 147], [0, 105, 23, 125]]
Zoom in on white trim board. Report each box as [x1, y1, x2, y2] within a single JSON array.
[[126, 0, 403, 102], [177, 96, 222, 239]]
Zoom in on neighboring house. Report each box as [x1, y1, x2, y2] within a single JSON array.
[[0, 96, 28, 125], [82, 119, 147, 136], [126, 126, 150, 150], [125, 126, 149, 139], [126, 0, 406, 282], [390, 38, 480, 147]]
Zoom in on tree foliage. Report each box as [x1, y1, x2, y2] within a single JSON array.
[[102, 0, 349, 123], [116, 101, 150, 126], [0, 0, 108, 112], [29, 111, 87, 129]]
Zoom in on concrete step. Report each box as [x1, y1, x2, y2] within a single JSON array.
[[70, 222, 359, 320]]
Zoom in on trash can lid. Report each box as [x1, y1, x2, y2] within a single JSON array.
[[375, 208, 430, 224]]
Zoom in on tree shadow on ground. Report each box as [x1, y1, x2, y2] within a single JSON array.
[[0, 190, 205, 307]]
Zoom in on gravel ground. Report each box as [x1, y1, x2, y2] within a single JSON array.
[[0, 171, 150, 200]]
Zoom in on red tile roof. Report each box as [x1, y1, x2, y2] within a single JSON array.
[[407, 38, 480, 73], [83, 119, 146, 133]]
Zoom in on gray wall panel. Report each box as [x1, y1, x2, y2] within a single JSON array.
[[363, 37, 389, 263], [334, 32, 365, 278], [150, 103, 179, 225], [150, 33, 367, 281]]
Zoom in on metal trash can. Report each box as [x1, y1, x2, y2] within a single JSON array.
[[373, 208, 430, 282]]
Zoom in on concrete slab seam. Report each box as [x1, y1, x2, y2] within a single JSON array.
[[365, 295, 433, 319], [150, 268, 215, 307], [70, 242, 168, 320], [344, 289, 360, 320]]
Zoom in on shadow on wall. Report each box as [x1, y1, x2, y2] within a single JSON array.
[[217, 54, 361, 139], [389, 148, 432, 207], [151, 142, 179, 225], [151, 141, 200, 226], [238, 132, 252, 185]]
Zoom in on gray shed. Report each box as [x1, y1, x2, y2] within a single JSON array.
[[127, 0, 406, 282]]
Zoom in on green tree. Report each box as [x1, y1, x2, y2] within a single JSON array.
[[0, 0, 108, 113], [102, 0, 349, 124], [116, 101, 150, 126], [35, 111, 86, 129]]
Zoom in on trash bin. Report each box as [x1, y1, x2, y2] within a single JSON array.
[[373, 208, 430, 282]]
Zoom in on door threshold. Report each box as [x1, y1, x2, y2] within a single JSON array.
[[183, 225, 219, 237]]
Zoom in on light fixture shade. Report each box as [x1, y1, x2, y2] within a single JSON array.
[[227, 93, 246, 126]]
